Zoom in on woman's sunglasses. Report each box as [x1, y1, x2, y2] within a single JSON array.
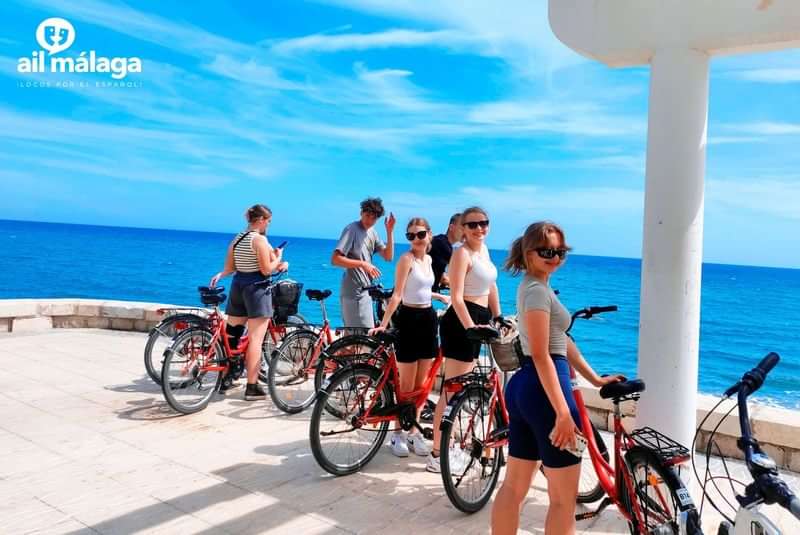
[[405, 230, 428, 241], [463, 219, 490, 230], [536, 248, 568, 260]]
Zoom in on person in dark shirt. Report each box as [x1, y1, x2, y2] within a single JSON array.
[[430, 212, 462, 291]]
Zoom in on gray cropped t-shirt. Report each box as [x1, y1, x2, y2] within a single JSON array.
[[516, 276, 570, 357]]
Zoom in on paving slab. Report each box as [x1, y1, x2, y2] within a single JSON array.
[[1, 329, 798, 534]]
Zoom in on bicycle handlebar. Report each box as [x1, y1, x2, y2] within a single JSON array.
[[567, 305, 618, 333], [588, 305, 617, 314]]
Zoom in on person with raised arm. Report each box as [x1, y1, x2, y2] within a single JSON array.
[[331, 197, 395, 328]]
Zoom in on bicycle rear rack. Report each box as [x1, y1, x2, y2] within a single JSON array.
[[629, 426, 690, 465]]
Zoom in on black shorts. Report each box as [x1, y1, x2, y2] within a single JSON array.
[[395, 305, 438, 363], [439, 301, 491, 362], [226, 272, 273, 318]]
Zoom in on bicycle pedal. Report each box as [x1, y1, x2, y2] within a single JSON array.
[[575, 497, 612, 522]]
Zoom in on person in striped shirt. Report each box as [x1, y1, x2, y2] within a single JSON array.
[[210, 204, 288, 400]]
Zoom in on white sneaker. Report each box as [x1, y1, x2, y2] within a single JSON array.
[[389, 432, 409, 457], [426, 449, 469, 474], [425, 453, 441, 473], [407, 433, 430, 456]]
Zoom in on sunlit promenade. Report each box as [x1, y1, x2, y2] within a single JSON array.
[[1, 328, 797, 534]]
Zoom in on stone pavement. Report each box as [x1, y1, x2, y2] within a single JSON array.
[[1, 329, 798, 534]]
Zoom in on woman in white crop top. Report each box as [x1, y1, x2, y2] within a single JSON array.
[[427, 206, 503, 473], [371, 217, 448, 459]]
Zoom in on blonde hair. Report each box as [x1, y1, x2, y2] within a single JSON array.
[[407, 217, 432, 253], [504, 221, 571, 276]]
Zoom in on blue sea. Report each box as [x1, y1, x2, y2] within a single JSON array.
[[2, 219, 799, 409]]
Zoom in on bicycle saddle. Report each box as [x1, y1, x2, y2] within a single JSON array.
[[200, 292, 226, 306], [465, 326, 500, 342], [306, 289, 332, 301], [365, 285, 393, 300], [198, 286, 224, 294], [374, 328, 399, 345], [599, 379, 645, 400]]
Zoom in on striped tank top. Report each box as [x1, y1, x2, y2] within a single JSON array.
[[233, 231, 262, 273]]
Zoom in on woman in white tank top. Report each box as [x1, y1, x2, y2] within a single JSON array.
[[371, 217, 449, 459], [427, 206, 503, 473]]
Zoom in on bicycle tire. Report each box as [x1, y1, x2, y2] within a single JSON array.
[[267, 329, 320, 413], [439, 386, 505, 513], [309, 365, 391, 476], [258, 314, 305, 383], [576, 423, 609, 503], [161, 328, 224, 414], [621, 445, 699, 534], [313, 334, 381, 394], [144, 313, 206, 385]]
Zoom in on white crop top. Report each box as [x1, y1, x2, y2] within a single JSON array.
[[402, 257, 434, 305], [463, 247, 497, 296]]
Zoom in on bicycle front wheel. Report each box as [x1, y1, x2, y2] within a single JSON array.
[[144, 313, 206, 385], [439, 387, 505, 513], [161, 328, 224, 414], [267, 329, 319, 413], [309, 366, 391, 476], [622, 446, 699, 534]]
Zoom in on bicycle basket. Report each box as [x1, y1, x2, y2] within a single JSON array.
[[271, 280, 303, 322], [489, 316, 524, 372]]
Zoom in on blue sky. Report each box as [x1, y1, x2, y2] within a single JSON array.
[[1, 0, 799, 268]]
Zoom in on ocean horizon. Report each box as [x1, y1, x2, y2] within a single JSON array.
[[2, 218, 799, 409]]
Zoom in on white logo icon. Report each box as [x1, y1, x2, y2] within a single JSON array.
[[35, 17, 75, 55]]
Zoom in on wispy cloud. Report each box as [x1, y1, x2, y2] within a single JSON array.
[[707, 178, 800, 221], [730, 68, 800, 83], [271, 28, 478, 55], [723, 122, 800, 136]]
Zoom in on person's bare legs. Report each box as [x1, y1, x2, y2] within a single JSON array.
[[396, 361, 419, 431], [245, 317, 269, 383], [491, 456, 539, 535], [541, 464, 581, 535], [431, 358, 474, 456]]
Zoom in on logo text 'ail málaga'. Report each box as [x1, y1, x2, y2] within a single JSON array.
[[17, 17, 142, 80]]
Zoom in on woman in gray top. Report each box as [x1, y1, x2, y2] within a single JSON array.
[[491, 221, 623, 535]]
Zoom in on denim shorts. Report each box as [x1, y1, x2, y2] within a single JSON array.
[[226, 272, 273, 318], [505, 355, 582, 468]]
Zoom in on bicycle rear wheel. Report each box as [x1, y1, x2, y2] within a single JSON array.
[[161, 328, 224, 414], [309, 365, 391, 476], [622, 446, 699, 534], [144, 313, 206, 385], [267, 329, 319, 413], [439, 386, 505, 513]]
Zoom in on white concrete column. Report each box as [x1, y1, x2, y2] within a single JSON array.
[[636, 49, 709, 449]]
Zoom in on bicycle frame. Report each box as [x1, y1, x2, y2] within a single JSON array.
[[356, 344, 444, 428]]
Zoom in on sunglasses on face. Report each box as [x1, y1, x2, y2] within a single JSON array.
[[463, 219, 490, 230], [405, 230, 428, 241], [536, 247, 568, 260]]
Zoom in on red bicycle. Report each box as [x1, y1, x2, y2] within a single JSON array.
[[568, 306, 703, 534], [161, 284, 292, 414], [309, 328, 445, 475], [267, 288, 380, 413]]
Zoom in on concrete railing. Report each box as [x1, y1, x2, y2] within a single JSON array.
[[0, 298, 171, 333], [1, 298, 799, 470]]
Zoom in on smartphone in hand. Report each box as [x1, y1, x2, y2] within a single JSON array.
[[276, 240, 288, 249], [549, 429, 588, 458]]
